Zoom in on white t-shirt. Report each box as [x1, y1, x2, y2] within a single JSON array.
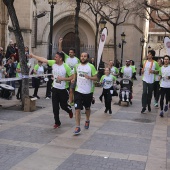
[[160, 65, 170, 88], [100, 75, 116, 89], [121, 66, 134, 79], [37, 66, 44, 75], [65, 54, 79, 74], [142, 60, 159, 84], [51, 63, 71, 89], [75, 63, 97, 94]]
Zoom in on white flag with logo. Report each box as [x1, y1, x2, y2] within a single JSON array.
[[164, 37, 170, 56], [97, 28, 108, 70]]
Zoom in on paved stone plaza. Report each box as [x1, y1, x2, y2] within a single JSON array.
[[0, 76, 169, 170]]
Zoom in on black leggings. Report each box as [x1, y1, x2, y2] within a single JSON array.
[[160, 87, 170, 110], [153, 81, 160, 102], [33, 78, 40, 96], [52, 88, 71, 125], [16, 80, 22, 99], [103, 87, 113, 111]]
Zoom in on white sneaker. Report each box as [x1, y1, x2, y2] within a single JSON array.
[[122, 98, 125, 101], [126, 99, 129, 102], [45, 97, 50, 99]]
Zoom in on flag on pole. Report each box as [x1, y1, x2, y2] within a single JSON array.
[[97, 28, 108, 70], [164, 37, 170, 56]]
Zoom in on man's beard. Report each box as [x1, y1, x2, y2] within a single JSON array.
[[81, 59, 88, 64]]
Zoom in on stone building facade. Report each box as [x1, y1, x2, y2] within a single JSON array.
[[1, 0, 147, 68], [148, 0, 170, 58], [0, 0, 8, 50]]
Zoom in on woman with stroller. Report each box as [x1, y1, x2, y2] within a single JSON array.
[[120, 60, 135, 102], [100, 67, 117, 114]]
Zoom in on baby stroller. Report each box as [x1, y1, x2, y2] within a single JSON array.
[[118, 78, 133, 106]]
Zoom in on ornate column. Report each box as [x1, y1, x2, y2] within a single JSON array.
[[0, 1, 8, 49]]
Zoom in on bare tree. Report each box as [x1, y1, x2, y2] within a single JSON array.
[[75, 0, 81, 57], [134, 0, 170, 33], [82, 0, 102, 66], [3, 0, 29, 109], [83, 0, 133, 66]]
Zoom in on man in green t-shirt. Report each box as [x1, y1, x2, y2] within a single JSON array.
[[58, 38, 80, 106], [29, 52, 74, 129], [72, 52, 98, 135]]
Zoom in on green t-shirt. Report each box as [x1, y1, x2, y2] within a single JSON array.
[[100, 74, 117, 89], [74, 63, 97, 94], [121, 65, 135, 79], [64, 53, 80, 73], [48, 60, 72, 89], [16, 63, 22, 78]]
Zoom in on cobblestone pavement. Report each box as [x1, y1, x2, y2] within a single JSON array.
[[0, 76, 169, 170]]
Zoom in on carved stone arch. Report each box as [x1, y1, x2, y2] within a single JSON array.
[[42, 10, 96, 43], [53, 24, 88, 52]]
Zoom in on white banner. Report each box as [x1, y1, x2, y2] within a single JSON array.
[[0, 74, 52, 82], [97, 28, 108, 70], [164, 36, 170, 56]]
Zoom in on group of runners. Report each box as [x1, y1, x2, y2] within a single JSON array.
[[29, 38, 170, 135]]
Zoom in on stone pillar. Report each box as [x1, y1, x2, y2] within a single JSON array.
[[0, 1, 8, 49]]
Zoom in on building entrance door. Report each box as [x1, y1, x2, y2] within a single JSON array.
[[62, 32, 80, 54]]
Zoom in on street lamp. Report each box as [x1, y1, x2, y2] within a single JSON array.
[[99, 18, 107, 33], [139, 38, 145, 76], [46, 0, 57, 99], [120, 32, 126, 67], [148, 45, 151, 51], [48, 0, 57, 60]]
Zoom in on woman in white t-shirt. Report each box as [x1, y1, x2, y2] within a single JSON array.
[[159, 55, 170, 117], [32, 61, 44, 99], [100, 67, 117, 114]]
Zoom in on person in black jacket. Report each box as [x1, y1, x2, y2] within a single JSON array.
[[4, 57, 16, 89], [5, 40, 16, 60]]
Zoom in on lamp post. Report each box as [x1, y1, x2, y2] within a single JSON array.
[[48, 0, 57, 60], [120, 32, 126, 67], [148, 45, 151, 51], [99, 18, 107, 34], [46, 0, 57, 99], [139, 38, 145, 76]]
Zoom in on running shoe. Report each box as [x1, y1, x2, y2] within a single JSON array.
[[84, 121, 90, 129], [68, 110, 73, 118], [53, 124, 60, 129], [160, 111, 164, 117], [154, 103, 159, 108], [91, 97, 95, 104], [109, 110, 112, 114], [164, 105, 168, 112], [73, 127, 81, 135], [99, 96, 103, 102], [69, 102, 74, 106], [148, 105, 151, 112], [104, 109, 108, 113], [141, 107, 146, 114]]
